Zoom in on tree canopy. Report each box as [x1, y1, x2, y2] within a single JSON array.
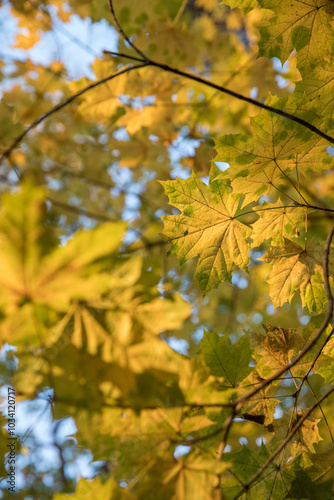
[[1, 0, 334, 498]]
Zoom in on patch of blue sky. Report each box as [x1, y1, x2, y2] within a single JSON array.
[[232, 271, 248, 289], [327, 145, 334, 157], [167, 337, 189, 355], [299, 315, 310, 326], [0, 4, 118, 79], [170, 164, 191, 179], [214, 161, 229, 172], [266, 303, 275, 315], [169, 127, 201, 179], [258, 194, 270, 204], [192, 326, 204, 343], [252, 313, 263, 324], [250, 87, 258, 99], [271, 57, 292, 89], [112, 127, 130, 141], [174, 445, 190, 458]]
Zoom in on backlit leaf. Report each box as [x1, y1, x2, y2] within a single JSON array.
[[260, 238, 332, 311], [202, 331, 253, 387], [161, 171, 251, 293]]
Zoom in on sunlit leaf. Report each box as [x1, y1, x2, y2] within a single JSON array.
[[161, 171, 251, 293], [202, 331, 253, 387], [260, 238, 332, 311]]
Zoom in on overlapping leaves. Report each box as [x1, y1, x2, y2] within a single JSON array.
[[2, 0, 334, 498]]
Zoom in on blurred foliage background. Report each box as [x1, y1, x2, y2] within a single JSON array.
[[0, 0, 334, 498]]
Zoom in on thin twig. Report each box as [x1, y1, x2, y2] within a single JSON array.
[[232, 386, 334, 499], [0, 63, 149, 165], [103, 50, 145, 63], [107, 0, 334, 144], [234, 223, 334, 411], [306, 379, 334, 443], [217, 412, 235, 460], [292, 325, 334, 399], [107, 0, 149, 61], [48, 197, 118, 222]]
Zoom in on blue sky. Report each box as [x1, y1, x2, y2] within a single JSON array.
[[0, 3, 118, 79]]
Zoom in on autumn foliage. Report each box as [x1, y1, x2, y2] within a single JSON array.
[[1, 0, 334, 498]]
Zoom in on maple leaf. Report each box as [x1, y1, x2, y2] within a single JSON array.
[[251, 200, 306, 246], [202, 331, 253, 387], [287, 453, 334, 499], [71, 58, 128, 122], [241, 373, 280, 426], [164, 456, 227, 500], [250, 324, 304, 378], [214, 96, 318, 205], [0, 183, 128, 313], [161, 171, 251, 293], [220, 446, 293, 499], [258, 0, 334, 74], [289, 65, 334, 118], [223, 0, 258, 13], [269, 411, 323, 456], [261, 238, 333, 311]]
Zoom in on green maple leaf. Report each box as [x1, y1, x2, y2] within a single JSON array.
[[220, 445, 293, 499], [287, 470, 334, 500], [223, 0, 258, 13], [164, 456, 227, 500], [250, 324, 304, 378], [318, 363, 334, 384], [289, 66, 334, 118], [258, 0, 334, 74], [242, 373, 280, 426], [214, 96, 319, 205], [54, 477, 129, 499], [160, 171, 251, 293], [201, 331, 253, 387], [251, 200, 306, 246], [287, 453, 334, 499], [261, 238, 332, 311]]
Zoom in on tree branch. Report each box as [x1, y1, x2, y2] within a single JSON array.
[[107, 0, 334, 145], [216, 411, 235, 460], [232, 386, 334, 499], [47, 197, 119, 222], [107, 0, 149, 61], [234, 224, 334, 411], [0, 63, 149, 166]]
